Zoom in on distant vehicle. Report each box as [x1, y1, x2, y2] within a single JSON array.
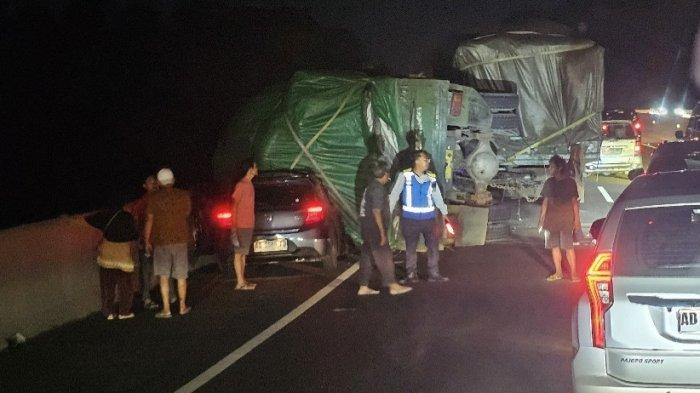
[[646, 140, 700, 174], [585, 119, 643, 179], [573, 170, 700, 392], [194, 170, 346, 271], [686, 101, 700, 139], [602, 108, 639, 123]]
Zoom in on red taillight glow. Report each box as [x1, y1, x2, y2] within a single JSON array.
[[304, 204, 325, 226], [601, 124, 608, 132], [586, 252, 613, 348], [216, 212, 232, 220], [212, 205, 232, 228]]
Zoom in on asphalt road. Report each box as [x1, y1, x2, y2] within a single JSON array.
[[0, 176, 629, 393]]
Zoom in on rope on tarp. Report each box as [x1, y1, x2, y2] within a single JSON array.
[[289, 86, 358, 169], [284, 115, 358, 221], [457, 42, 596, 70], [505, 112, 598, 163]]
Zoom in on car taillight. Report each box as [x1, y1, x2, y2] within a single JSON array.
[[634, 122, 642, 131], [212, 205, 232, 228], [304, 204, 325, 226], [601, 124, 608, 132], [586, 252, 613, 348], [634, 139, 641, 156]]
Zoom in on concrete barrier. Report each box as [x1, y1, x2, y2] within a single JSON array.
[[0, 215, 102, 351]]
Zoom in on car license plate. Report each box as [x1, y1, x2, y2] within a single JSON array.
[[253, 238, 287, 253], [677, 309, 700, 332], [603, 147, 623, 155]]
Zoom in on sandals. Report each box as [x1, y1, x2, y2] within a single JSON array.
[[546, 273, 564, 282], [235, 282, 257, 291], [179, 307, 192, 316], [155, 311, 172, 319]]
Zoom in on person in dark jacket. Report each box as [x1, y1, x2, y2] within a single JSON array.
[[86, 203, 139, 320]]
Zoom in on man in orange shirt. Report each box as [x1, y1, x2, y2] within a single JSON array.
[[144, 168, 193, 318], [231, 159, 258, 290]]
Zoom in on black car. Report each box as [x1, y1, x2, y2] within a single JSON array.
[[646, 140, 700, 174], [194, 170, 346, 271]]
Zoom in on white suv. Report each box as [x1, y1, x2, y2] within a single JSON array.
[[573, 170, 700, 392]]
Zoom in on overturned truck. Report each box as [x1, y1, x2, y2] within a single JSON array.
[[214, 33, 604, 245], [452, 31, 604, 202]]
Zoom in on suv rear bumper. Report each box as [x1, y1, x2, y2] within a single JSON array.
[[573, 347, 700, 392], [585, 161, 642, 174]]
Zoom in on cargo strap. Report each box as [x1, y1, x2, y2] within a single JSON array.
[[458, 42, 596, 69], [290, 88, 356, 169], [284, 115, 358, 221], [505, 112, 597, 163]]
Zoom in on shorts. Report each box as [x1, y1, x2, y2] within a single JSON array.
[[233, 228, 254, 256], [153, 243, 189, 279], [544, 230, 574, 250]]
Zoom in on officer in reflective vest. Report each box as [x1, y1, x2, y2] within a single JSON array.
[[389, 150, 449, 283]]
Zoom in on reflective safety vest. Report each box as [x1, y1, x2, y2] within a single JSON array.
[[401, 170, 437, 220]]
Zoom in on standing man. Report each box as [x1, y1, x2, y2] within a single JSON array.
[[389, 150, 450, 283], [125, 175, 176, 310], [144, 168, 192, 318], [358, 161, 412, 296], [231, 158, 258, 291]]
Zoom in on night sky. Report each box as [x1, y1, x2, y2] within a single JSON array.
[[2, 0, 699, 229]]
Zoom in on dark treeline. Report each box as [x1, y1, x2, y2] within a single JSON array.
[[2, 1, 368, 229]]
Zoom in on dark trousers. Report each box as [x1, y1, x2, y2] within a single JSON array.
[[359, 220, 396, 287], [400, 216, 441, 277], [99, 267, 134, 316]]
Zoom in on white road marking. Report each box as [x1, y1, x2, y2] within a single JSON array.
[[597, 186, 615, 203], [175, 263, 359, 393]]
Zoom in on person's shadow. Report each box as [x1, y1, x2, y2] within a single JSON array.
[[355, 134, 386, 212]]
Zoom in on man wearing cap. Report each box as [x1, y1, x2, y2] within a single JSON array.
[[389, 150, 449, 283], [144, 168, 192, 318]]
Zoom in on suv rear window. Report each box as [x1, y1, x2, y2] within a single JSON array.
[[647, 144, 700, 173], [603, 123, 636, 139], [254, 180, 317, 211], [614, 205, 700, 276]]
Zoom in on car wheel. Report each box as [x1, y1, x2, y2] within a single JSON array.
[[322, 236, 339, 270]]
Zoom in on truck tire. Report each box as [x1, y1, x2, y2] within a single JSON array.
[[485, 222, 510, 243]]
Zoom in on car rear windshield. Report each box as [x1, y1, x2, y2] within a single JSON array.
[[254, 180, 317, 212], [614, 205, 700, 276], [603, 123, 636, 139]]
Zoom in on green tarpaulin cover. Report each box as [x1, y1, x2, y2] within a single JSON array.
[[214, 72, 462, 244]]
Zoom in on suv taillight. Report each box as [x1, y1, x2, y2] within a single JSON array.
[[586, 252, 613, 348], [304, 204, 325, 226]]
